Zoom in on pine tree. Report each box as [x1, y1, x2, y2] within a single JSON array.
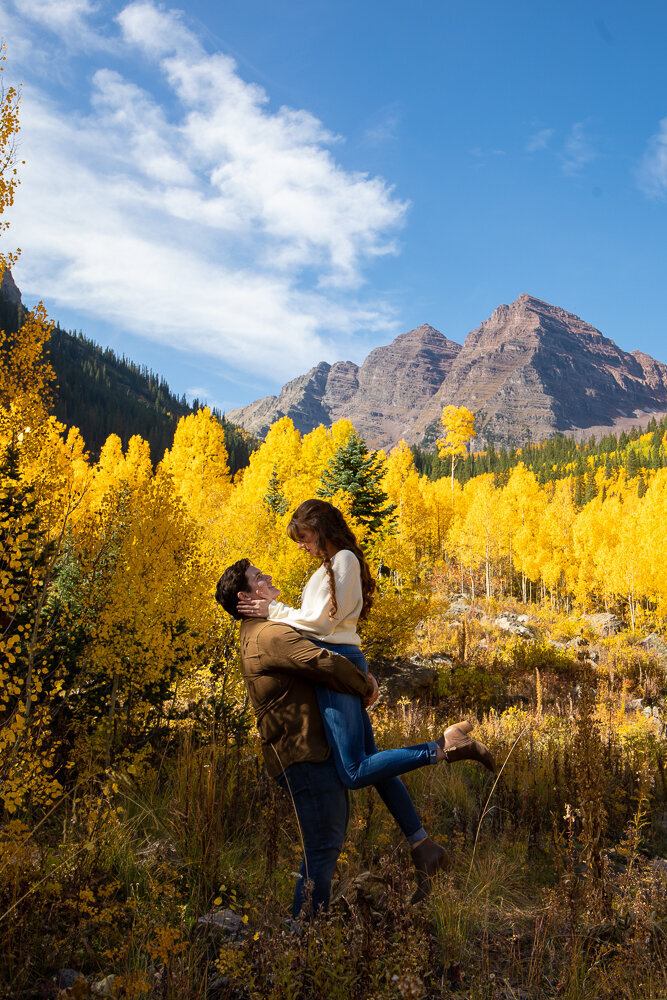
[[316, 431, 396, 533], [263, 464, 288, 517]]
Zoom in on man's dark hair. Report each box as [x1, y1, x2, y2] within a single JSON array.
[[215, 558, 251, 619]]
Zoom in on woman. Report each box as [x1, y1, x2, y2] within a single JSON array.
[[237, 500, 494, 891]]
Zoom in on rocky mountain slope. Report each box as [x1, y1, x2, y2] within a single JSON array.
[[228, 295, 667, 449]]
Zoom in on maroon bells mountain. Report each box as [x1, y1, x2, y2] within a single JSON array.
[[227, 295, 667, 450]]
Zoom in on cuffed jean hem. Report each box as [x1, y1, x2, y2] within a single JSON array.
[[407, 826, 428, 846]]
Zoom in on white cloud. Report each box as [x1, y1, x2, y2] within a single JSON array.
[[14, 0, 116, 53], [638, 117, 667, 198], [5, 0, 407, 381], [363, 104, 402, 146], [526, 128, 554, 153], [560, 122, 597, 175]]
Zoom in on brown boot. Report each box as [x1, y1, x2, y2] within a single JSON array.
[[437, 721, 495, 772], [410, 837, 450, 904]]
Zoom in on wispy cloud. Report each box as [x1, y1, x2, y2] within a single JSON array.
[[3, 0, 408, 380], [560, 122, 597, 175], [526, 128, 554, 153], [363, 103, 402, 146], [17, 0, 117, 52], [637, 117, 667, 198]]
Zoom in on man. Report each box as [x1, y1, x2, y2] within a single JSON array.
[[215, 558, 449, 918]]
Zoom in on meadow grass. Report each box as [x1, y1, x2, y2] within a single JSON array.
[[1, 617, 666, 999]]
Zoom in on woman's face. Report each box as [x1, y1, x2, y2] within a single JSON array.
[[296, 528, 320, 558]]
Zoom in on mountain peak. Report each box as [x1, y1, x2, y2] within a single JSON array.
[[228, 296, 667, 449]]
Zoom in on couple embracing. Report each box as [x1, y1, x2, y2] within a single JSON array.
[[215, 499, 494, 920]]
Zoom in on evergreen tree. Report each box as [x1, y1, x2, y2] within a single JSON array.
[[625, 448, 640, 478], [316, 432, 396, 533], [263, 464, 288, 517]]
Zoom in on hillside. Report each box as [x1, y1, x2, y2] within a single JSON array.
[[228, 294, 667, 450], [0, 271, 256, 470]]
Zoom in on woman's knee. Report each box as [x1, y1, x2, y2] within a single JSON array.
[[336, 761, 367, 789]]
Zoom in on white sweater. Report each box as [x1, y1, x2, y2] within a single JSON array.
[[268, 549, 362, 646]]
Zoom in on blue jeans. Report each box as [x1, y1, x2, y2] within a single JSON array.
[[276, 757, 349, 919], [312, 641, 433, 842]]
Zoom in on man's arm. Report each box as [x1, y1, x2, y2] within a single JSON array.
[[258, 622, 375, 699]]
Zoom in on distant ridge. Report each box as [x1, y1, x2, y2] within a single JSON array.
[[228, 295, 667, 449], [0, 272, 256, 471]]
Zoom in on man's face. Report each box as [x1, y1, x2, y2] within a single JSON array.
[[242, 565, 280, 602]]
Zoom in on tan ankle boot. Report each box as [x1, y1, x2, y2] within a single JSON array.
[[437, 721, 495, 772]]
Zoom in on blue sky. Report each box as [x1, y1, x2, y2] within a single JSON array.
[[3, 0, 667, 413]]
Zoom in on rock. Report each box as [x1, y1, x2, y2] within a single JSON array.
[[565, 636, 600, 661], [227, 294, 667, 450], [494, 613, 535, 639], [638, 633, 667, 661], [584, 612, 624, 635], [446, 597, 472, 616], [55, 970, 88, 990], [138, 837, 181, 863], [91, 975, 117, 997], [627, 698, 644, 711], [197, 908, 247, 939], [229, 324, 461, 450], [374, 657, 440, 705]]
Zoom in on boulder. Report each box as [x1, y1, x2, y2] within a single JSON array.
[[584, 612, 624, 635], [446, 597, 471, 617], [494, 613, 535, 639], [91, 976, 118, 998], [374, 656, 441, 705], [638, 633, 667, 662], [197, 908, 247, 940], [55, 970, 88, 990], [565, 636, 600, 662]]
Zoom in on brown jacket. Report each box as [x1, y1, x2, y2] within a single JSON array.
[[239, 619, 374, 778]]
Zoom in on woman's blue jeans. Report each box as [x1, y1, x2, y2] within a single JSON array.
[[313, 641, 433, 841]]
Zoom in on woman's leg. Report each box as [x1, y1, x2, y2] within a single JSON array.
[[359, 706, 426, 842], [316, 683, 437, 788]]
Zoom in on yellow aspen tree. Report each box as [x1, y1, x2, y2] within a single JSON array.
[[217, 418, 309, 601], [159, 407, 231, 524], [503, 463, 546, 602], [0, 43, 22, 276], [297, 419, 356, 498], [539, 479, 577, 609], [460, 474, 498, 600], [73, 471, 210, 762], [643, 469, 667, 618], [437, 405, 475, 499], [384, 441, 427, 564], [608, 484, 644, 630], [419, 474, 458, 565]]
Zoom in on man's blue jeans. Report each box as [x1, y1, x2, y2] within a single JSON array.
[[276, 757, 349, 919], [313, 641, 433, 842]]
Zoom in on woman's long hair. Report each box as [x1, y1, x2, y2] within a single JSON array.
[[287, 499, 376, 619]]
